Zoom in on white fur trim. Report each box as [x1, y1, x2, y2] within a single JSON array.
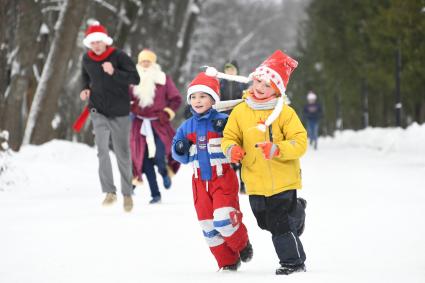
[[187, 85, 220, 103], [83, 32, 113, 48], [133, 64, 166, 108]]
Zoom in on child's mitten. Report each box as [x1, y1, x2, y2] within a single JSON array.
[[256, 142, 280, 160], [228, 145, 245, 163], [174, 139, 191, 156]]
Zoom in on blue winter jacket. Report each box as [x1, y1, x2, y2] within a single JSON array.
[[172, 108, 230, 181]]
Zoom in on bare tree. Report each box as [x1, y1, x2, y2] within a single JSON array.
[[23, 0, 89, 145], [1, 0, 41, 150]]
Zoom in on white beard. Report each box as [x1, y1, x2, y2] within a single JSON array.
[[133, 64, 166, 108]]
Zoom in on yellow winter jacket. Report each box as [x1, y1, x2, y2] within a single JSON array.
[[221, 101, 307, 197]]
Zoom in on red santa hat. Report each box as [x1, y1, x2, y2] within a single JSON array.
[[250, 50, 299, 132], [249, 50, 298, 96], [83, 21, 113, 48], [187, 72, 221, 103]]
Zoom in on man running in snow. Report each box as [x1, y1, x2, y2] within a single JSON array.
[[80, 22, 140, 212]]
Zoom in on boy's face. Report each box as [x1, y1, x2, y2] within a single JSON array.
[[252, 77, 277, 100], [89, 41, 107, 55], [190, 92, 215, 114]]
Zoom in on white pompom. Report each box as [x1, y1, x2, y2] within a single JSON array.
[[87, 19, 100, 26], [205, 66, 218, 77]]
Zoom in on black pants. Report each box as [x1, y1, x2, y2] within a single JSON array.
[[249, 190, 306, 266]]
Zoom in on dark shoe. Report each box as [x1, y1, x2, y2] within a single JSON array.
[[149, 196, 161, 204], [222, 258, 241, 271], [240, 241, 253, 262], [163, 175, 171, 189], [297, 198, 307, 236], [275, 263, 306, 275]]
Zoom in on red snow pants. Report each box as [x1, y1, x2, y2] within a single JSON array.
[[192, 164, 249, 268]]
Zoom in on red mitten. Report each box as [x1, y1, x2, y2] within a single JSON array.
[[256, 142, 280, 160], [229, 145, 245, 163]]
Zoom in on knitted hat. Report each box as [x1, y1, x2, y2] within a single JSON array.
[[138, 49, 157, 64], [307, 91, 317, 101], [250, 50, 298, 96], [224, 60, 239, 71], [187, 72, 220, 103], [83, 21, 113, 48]]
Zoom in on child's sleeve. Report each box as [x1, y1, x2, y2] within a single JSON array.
[[171, 123, 190, 164], [221, 109, 243, 155], [275, 107, 307, 160]]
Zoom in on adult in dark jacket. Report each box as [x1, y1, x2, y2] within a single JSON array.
[[219, 61, 248, 102], [303, 91, 322, 150], [219, 60, 248, 193], [80, 22, 140, 212], [130, 49, 182, 204]]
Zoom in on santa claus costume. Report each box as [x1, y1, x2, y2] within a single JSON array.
[[130, 49, 182, 204]]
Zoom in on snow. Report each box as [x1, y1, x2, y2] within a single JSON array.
[[1, 124, 425, 282]]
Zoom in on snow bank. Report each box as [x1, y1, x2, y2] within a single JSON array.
[[320, 123, 425, 155], [0, 140, 96, 192]]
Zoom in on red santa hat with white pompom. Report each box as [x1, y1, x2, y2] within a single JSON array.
[[83, 20, 113, 48]]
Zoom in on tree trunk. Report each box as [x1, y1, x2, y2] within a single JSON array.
[[0, 0, 16, 129], [23, 0, 88, 145], [2, 0, 41, 150]]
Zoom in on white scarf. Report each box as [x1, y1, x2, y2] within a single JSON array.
[[133, 64, 166, 108], [245, 97, 278, 110]]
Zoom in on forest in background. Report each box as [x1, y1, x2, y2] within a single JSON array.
[[0, 0, 424, 151], [291, 0, 425, 135]]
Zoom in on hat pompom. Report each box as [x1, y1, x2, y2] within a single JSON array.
[[87, 19, 100, 26], [205, 66, 218, 77]]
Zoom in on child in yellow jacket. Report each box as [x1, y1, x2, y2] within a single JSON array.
[[221, 50, 308, 275]]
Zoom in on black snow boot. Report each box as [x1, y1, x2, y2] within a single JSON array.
[[222, 258, 241, 271], [240, 241, 253, 262], [275, 263, 306, 275]]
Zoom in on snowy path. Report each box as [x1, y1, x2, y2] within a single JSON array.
[[1, 136, 424, 283]]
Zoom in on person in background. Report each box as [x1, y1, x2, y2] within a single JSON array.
[[130, 49, 182, 204], [80, 21, 140, 212], [172, 72, 253, 271], [303, 91, 322, 150], [219, 60, 248, 194], [221, 50, 307, 275]]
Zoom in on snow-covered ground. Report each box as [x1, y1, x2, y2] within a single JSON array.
[[1, 124, 425, 283]]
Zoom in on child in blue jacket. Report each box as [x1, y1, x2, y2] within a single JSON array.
[[172, 72, 252, 271]]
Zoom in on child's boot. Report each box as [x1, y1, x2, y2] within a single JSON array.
[[240, 240, 253, 262], [275, 263, 306, 275], [222, 258, 241, 271]]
